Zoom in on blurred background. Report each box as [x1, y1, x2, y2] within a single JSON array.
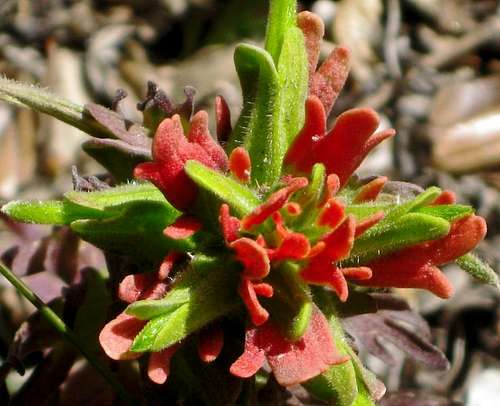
[[0, 0, 500, 404]]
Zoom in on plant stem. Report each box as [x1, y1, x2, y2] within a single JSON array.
[[0, 263, 137, 405]]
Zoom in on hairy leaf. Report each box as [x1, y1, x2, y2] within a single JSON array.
[[456, 254, 499, 287]]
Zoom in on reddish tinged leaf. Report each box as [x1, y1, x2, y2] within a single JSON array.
[[285, 96, 326, 170], [297, 12, 324, 86], [229, 147, 252, 182], [231, 237, 270, 279], [99, 313, 145, 360], [147, 345, 179, 384], [230, 307, 348, 386], [198, 324, 224, 363], [314, 108, 380, 185], [219, 204, 241, 244], [363, 215, 487, 297], [118, 272, 161, 303], [188, 111, 228, 171], [318, 198, 344, 228], [215, 95, 232, 142], [354, 176, 388, 203], [241, 177, 308, 230], [134, 115, 221, 209], [310, 46, 350, 116], [433, 190, 457, 205], [355, 211, 385, 237], [163, 216, 202, 240], [238, 278, 270, 326]]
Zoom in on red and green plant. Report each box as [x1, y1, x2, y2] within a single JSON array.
[[0, 0, 497, 404]]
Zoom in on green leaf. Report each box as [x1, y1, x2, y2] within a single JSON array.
[[129, 255, 240, 352], [347, 213, 451, 265], [415, 204, 473, 222], [264, 0, 297, 63], [276, 26, 308, 146], [185, 160, 260, 216], [265, 262, 313, 341], [229, 44, 283, 186], [384, 186, 442, 222], [457, 254, 499, 288], [2, 200, 68, 225], [70, 200, 185, 262], [0, 77, 113, 139]]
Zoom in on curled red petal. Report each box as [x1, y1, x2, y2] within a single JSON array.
[[219, 204, 241, 244], [229, 328, 266, 378], [310, 46, 350, 116], [284, 202, 302, 216], [163, 216, 202, 240], [318, 198, 345, 228], [253, 282, 274, 298], [147, 345, 180, 384], [432, 190, 457, 205], [285, 96, 326, 171], [320, 215, 356, 262], [198, 324, 224, 363], [297, 11, 324, 85], [134, 162, 163, 187], [230, 238, 270, 279], [355, 211, 385, 237], [238, 278, 269, 326], [341, 267, 372, 281], [99, 313, 145, 360], [241, 177, 308, 230], [354, 176, 388, 203], [188, 110, 228, 170], [118, 273, 159, 303], [215, 95, 232, 143], [308, 241, 326, 258], [229, 147, 251, 183], [314, 108, 380, 186]]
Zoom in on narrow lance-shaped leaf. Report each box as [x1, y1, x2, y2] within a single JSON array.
[[185, 160, 260, 217], [456, 253, 499, 288], [265, 0, 297, 63], [347, 213, 451, 265], [0, 77, 113, 139]]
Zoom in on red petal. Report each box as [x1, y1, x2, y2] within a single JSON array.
[[229, 147, 251, 182], [188, 111, 228, 170], [300, 259, 349, 301], [134, 162, 163, 187], [229, 328, 266, 378], [158, 252, 181, 279], [354, 176, 388, 203], [118, 273, 159, 303], [238, 278, 270, 326], [230, 238, 270, 279], [215, 95, 232, 143], [320, 215, 356, 262], [363, 215, 486, 297], [219, 204, 241, 244], [284, 202, 302, 216], [269, 232, 311, 261], [253, 282, 274, 298], [297, 11, 324, 85], [241, 178, 308, 230], [432, 190, 457, 205], [198, 324, 224, 363], [285, 96, 326, 171], [341, 267, 372, 281], [355, 211, 385, 237], [163, 216, 202, 240], [99, 313, 145, 360], [313, 108, 380, 186], [310, 46, 350, 116], [147, 345, 179, 384], [308, 241, 326, 258], [318, 198, 345, 228]]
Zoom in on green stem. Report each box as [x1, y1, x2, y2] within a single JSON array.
[[0, 263, 137, 405]]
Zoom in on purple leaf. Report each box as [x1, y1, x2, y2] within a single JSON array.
[[21, 271, 67, 303], [343, 294, 449, 370]]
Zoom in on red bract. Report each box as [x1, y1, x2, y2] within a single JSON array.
[[134, 113, 227, 209], [362, 215, 487, 297], [230, 307, 348, 386]]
